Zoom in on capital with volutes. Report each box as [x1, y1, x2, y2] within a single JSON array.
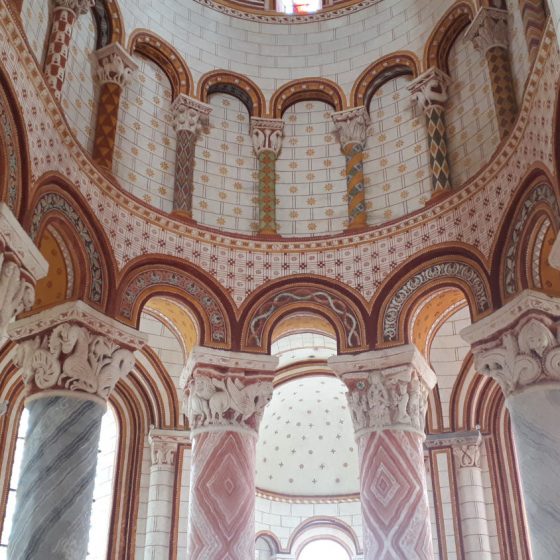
[[251, 117, 284, 157], [331, 106, 370, 149], [408, 67, 451, 113], [94, 43, 138, 89], [171, 94, 212, 134], [465, 7, 510, 54], [53, 0, 95, 16]]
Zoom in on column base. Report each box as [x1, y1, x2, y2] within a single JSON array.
[[171, 210, 196, 224], [425, 188, 453, 206]]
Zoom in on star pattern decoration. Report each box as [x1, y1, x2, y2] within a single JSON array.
[[256, 376, 359, 496]]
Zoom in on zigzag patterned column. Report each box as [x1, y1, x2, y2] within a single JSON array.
[[92, 43, 137, 168], [183, 347, 277, 560], [519, 0, 547, 63], [331, 107, 370, 230], [329, 346, 436, 560], [6, 301, 146, 560], [171, 95, 212, 219], [462, 290, 560, 560], [408, 68, 452, 196], [251, 118, 284, 235], [43, 0, 94, 101], [144, 428, 189, 560], [0, 203, 47, 340], [466, 8, 518, 140]]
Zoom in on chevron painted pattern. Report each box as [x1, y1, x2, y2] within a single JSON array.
[[258, 150, 277, 234], [425, 106, 451, 193], [93, 82, 122, 168], [359, 430, 433, 560], [7, 396, 104, 560], [188, 430, 256, 560], [174, 128, 197, 217], [342, 141, 367, 229]]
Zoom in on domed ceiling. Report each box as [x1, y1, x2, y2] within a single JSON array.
[[256, 375, 359, 497]]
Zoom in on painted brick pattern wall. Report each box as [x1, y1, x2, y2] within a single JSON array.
[[135, 441, 152, 559], [426, 455, 440, 560], [480, 444, 501, 559], [429, 305, 472, 430], [60, 10, 97, 154], [446, 35, 500, 188], [177, 447, 192, 559], [435, 452, 458, 560], [276, 101, 347, 236], [363, 75, 431, 225], [21, 0, 50, 66], [193, 93, 258, 233], [113, 54, 176, 212]]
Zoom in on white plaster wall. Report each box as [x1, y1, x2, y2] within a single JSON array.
[[113, 54, 176, 212], [21, 0, 50, 66], [364, 74, 431, 224], [135, 439, 153, 559], [435, 452, 458, 560], [177, 447, 192, 559], [193, 93, 258, 233], [117, 0, 452, 100], [60, 10, 98, 154], [481, 442, 501, 559], [276, 100, 347, 236], [446, 35, 500, 188]]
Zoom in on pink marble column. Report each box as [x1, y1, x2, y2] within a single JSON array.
[[43, 0, 94, 100], [329, 345, 436, 560], [182, 347, 277, 560]]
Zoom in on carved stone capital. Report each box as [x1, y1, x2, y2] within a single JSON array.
[[94, 43, 138, 89], [53, 0, 94, 16], [331, 106, 370, 148], [328, 345, 436, 439], [549, 233, 560, 270], [8, 301, 147, 404], [465, 7, 509, 54], [425, 430, 483, 468], [149, 427, 189, 466], [171, 94, 212, 134], [0, 204, 48, 337], [182, 347, 278, 435], [462, 290, 560, 397], [408, 68, 450, 113], [251, 117, 284, 156]]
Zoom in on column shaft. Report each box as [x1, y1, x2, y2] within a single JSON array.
[[92, 81, 122, 167], [188, 430, 257, 560], [485, 46, 517, 139], [424, 106, 451, 193], [342, 142, 367, 229], [257, 149, 278, 234], [174, 128, 197, 217], [43, 7, 76, 100], [359, 429, 432, 559], [507, 388, 560, 559], [8, 396, 104, 560]]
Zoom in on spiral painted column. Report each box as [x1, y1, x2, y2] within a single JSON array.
[[6, 300, 146, 560], [144, 428, 189, 560], [329, 346, 436, 560], [462, 290, 560, 560], [0, 203, 47, 340], [466, 7, 518, 140], [331, 107, 370, 230], [92, 43, 138, 168], [171, 95, 212, 219], [43, 0, 94, 101], [183, 347, 277, 560], [251, 118, 284, 235], [408, 68, 452, 196]]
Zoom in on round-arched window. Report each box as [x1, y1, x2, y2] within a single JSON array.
[[298, 539, 351, 560]]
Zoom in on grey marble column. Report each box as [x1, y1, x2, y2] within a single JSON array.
[[6, 301, 146, 560], [462, 290, 560, 560]]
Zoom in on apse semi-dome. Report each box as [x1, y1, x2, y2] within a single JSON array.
[[256, 375, 359, 497]]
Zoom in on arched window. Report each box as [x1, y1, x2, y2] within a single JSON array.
[[0, 408, 28, 559], [87, 407, 119, 559], [298, 539, 351, 560]]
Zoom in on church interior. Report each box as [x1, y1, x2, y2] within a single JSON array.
[[0, 0, 559, 558]]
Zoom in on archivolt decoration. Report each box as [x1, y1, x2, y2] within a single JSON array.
[[502, 183, 560, 298], [241, 284, 366, 352], [423, 2, 474, 73], [382, 261, 491, 342], [116, 268, 230, 347], [30, 192, 104, 305], [92, 0, 125, 49], [128, 30, 193, 98], [269, 78, 346, 117], [350, 52, 419, 108], [198, 70, 266, 117]]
